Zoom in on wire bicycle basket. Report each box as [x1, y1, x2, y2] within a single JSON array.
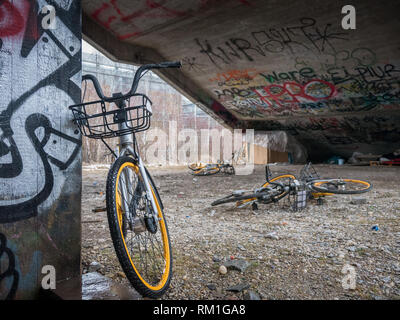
[[299, 162, 320, 182], [69, 92, 152, 139]]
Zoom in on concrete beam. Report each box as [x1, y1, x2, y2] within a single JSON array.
[[82, 13, 239, 130]]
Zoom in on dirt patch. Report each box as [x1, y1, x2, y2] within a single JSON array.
[[82, 164, 400, 300]]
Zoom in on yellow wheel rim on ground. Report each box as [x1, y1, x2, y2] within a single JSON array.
[[115, 162, 171, 291]]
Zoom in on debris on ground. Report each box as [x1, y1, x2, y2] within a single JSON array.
[[82, 272, 140, 300], [244, 290, 261, 300], [82, 164, 400, 300], [226, 282, 250, 292], [223, 259, 250, 273]]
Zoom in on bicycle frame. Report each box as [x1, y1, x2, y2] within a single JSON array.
[[113, 121, 159, 222]]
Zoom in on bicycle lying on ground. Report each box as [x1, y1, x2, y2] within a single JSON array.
[[189, 159, 235, 176], [69, 61, 181, 298], [211, 162, 372, 211]]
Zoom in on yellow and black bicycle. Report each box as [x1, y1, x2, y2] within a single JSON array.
[[212, 162, 372, 211], [189, 155, 235, 176], [70, 61, 181, 298]]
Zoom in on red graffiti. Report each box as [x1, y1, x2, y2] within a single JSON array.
[[0, 0, 24, 37], [91, 0, 253, 41], [253, 79, 336, 107]]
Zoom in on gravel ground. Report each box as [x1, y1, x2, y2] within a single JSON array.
[[81, 164, 400, 300]]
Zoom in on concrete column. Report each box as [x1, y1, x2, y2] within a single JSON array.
[[0, 0, 82, 299]]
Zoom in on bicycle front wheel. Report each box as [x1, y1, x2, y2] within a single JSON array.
[[106, 156, 172, 298], [310, 179, 372, 194]]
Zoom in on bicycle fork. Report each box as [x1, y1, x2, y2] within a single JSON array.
[[118, 122, 160, 225]]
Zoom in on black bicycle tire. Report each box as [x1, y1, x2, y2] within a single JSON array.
[[106, 156, 172, 298], [310, 179, 372, 194]]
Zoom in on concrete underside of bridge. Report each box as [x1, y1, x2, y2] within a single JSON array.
[[82, 0, 400, 161]]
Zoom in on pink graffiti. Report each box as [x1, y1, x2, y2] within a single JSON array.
[[253, 79, 336, 107]]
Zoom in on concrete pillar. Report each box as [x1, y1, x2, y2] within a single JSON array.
[[0, 1, 82, 299]]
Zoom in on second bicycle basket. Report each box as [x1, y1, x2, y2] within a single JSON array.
[[69, 92, 152, 139]]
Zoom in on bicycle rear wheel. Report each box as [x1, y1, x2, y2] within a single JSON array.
[[235, 174, 295, 207], [106, 156, 172, 298], [310, 179, 372, 194]]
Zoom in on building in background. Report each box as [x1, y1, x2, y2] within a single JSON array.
[[81, 40, 226, 165]]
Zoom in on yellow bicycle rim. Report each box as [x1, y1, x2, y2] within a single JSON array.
[[313, 179, 371, 190], [115, 162, 170, 291]]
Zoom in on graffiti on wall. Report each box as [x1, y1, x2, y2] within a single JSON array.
[[0, 233, 19, 300], [0, 0, 81, 298], [208, 58, 400, 119], [194, 17, 349, 68], [0, 0, 81, 223]]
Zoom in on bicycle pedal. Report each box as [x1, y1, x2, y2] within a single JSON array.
[[92, 207, 107, 213]]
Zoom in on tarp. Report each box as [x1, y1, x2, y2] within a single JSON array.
[[254, 131, 308, 164]]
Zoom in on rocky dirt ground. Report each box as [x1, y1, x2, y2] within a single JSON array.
[[81, 164, 400, 300]]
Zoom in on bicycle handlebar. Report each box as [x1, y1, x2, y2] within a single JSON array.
[[82, 61, 182, 102]]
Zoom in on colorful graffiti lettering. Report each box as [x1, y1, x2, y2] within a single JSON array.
[[253, 79, 336, 107]]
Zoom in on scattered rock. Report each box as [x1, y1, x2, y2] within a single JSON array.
[[237, 244, 246, 251], [206, 283, 217, 291], [244, 290, 261, 300], [88, 261, 101, 272], [264, 232, 279, 240], [218, 265, 227, 275], [224, 259, 250, 273], [212, 255, 222, 262], [227, 282, 250, 292]]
